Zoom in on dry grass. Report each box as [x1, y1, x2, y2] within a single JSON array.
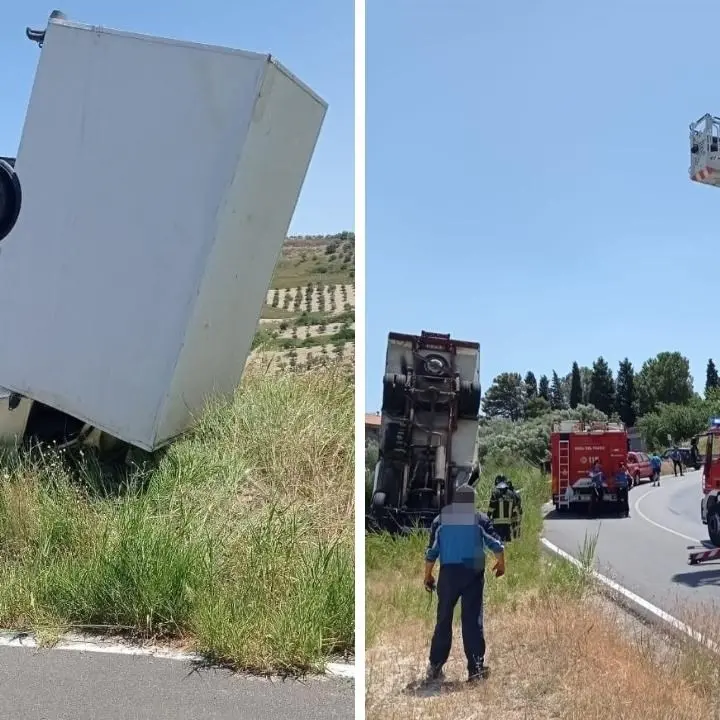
[[366, 465, 720, 718], [366, 589, 720, 720]]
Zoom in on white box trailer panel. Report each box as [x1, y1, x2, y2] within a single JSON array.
[[0, 17, 326, 450]]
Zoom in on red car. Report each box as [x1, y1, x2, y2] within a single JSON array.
[[626, 451, 654, 487]]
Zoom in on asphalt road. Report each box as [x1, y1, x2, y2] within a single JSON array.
[[544, 469, 720, 615], [0, 647, 353, 720]]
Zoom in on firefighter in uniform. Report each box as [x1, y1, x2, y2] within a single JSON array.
[[505, 478, 523, 534], [487, 475, 521, 542], [424, 484, 505, 683], [690, 437, 700, 470]]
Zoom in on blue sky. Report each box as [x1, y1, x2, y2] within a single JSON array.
[[0, 1, 353, 235], [366, 0, 717, 411]]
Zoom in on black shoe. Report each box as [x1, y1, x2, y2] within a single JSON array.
[[467, 666, 489, 682], [425, 663, 444, 682]]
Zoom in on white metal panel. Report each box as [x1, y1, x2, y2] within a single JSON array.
[[155, 60, 327, 444], [452, 419, 478, 467], [0, 20, 270, 449]]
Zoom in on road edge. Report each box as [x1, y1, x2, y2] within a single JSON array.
[[0, 631, 355, 679], [540, 537, 720, 655]]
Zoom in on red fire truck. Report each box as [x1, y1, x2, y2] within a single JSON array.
[[687, 419, 720, 564], [551, 420, 629, 514], [684, 419, 720, 564]]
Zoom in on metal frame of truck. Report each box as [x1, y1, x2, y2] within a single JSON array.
[[367, 331, 481, 533]]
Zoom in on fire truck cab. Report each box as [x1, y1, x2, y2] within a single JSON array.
[[551, 420, 629, 513], [698, 419, 720, 545]]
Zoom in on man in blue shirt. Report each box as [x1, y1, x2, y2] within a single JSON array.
[[614, 463, 631, 517], [588, 460, 605, 517], [423, 484, 505, 683], [650, 453, 662, 487]]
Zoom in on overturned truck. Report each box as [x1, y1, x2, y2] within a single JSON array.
[[0, 11, 326, 457], [367, 331, 482, 532]]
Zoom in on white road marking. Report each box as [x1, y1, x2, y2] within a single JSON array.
[[541, 538, 720, 654], [633, 488, 701, 544], [0, 632, 355, 678]]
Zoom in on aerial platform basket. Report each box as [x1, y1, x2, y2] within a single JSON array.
[[690, 114, 720, 187]]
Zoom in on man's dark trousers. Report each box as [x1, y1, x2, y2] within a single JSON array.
[[429, 563, 485, 675]]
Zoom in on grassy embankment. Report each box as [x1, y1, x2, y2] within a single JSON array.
[[0, 365, 353, 675], [366, 465, 720, 719], [0, 234, 355, 676]]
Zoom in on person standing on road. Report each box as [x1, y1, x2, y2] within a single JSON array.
[[614, 463, 631, 516], [690, 438, 700, 470], [650, 453, 663, 487], [424, 484, 505, 684], [588, 460, 605, 516], [671, 447, 684, 477]]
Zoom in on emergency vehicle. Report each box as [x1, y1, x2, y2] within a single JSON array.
[[551, 420, 629, 513], [688, 118, 720, 562], [685, 419, 720, 566]]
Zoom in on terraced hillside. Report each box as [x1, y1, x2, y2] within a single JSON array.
[[248, 232, 355, 372]]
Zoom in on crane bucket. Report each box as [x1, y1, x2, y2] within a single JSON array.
[[690, 114, 720, 187]]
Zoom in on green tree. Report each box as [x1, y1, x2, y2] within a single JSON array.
[[550, 370, 566, 410], [524, 371, 538, 400], [482, 372, 526, 421], [589, 356, 615, 416], [569, 362, 583, 409], [637, 398, 708, 449], [538, 374, 550, 402], [636, 352, 694, 415], [525, 396, 551, 419], [707, 359, 719, 397], [477, 404, 607, 467], [615, 358, 636, 427]]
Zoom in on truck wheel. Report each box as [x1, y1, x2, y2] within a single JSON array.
[[0, 159, 21, 242], [376, 463, 401, 507], [382, 373, 407, 415], [371, 491, 387, 509], [458, 381, 481, 419], [709, 505, 720, 547]]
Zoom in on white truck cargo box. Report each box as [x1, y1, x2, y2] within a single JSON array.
[[0, 16, 326, 450]]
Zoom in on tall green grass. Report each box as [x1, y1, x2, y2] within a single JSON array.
[[0, 364, 354, 674], [365, 463, 590, 644]]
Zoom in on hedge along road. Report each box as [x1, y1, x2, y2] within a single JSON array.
[[543, 469, 720, 615], [0, 645, 353, 720]]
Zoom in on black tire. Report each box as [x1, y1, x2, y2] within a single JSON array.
[[0, 159, 21, 242], [375, 462, 401, 507], [633, 473, 640, 489], [382, 373, 407, 415], [371, 491, 387, 509], [458, 380, 481, 419], [709, 505, 720, 547]]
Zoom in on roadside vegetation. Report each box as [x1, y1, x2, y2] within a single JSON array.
[[483, 351, 720, 452], [365, 461, 720, 718], [0, 235, 355, 676]]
